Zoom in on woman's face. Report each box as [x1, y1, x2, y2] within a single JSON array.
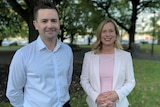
[[100, 22, 116, 47]]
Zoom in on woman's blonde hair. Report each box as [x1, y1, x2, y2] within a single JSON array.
[[92, 19, 123, 54]]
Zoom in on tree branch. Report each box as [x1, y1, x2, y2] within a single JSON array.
[[6, 0, 28, 21]]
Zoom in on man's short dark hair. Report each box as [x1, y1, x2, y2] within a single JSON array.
[[33, 0, 58, 20]]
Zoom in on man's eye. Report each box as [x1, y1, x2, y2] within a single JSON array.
[[52, 20, 57, 23], [42, 20, 47, 23]]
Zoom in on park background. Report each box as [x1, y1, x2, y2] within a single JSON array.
[[0, 0, 160, 107]]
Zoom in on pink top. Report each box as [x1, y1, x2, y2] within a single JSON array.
[[98, 54, 116, 107], [99, 54, 114, 92]]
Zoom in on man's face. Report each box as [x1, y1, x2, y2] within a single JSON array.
[[33, 9, 60, 40]]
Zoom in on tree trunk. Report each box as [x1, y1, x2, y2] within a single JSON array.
[[127, 23, 136, 55], [60, 25, 65, 42], [27, 11, 38, 43], [128, 31, 135, 52], [0, 39, 2, 46], [70, 34, 74, 44]]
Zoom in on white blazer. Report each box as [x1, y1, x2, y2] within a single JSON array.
[[80, 48, 135, 107]]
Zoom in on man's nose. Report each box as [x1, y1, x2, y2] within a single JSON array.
[[47, 21, 54, 27]]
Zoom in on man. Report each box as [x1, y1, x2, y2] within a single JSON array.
[[6, 1, 73, 107]]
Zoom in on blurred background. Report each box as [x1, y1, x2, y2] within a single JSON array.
[[0, 0, 160, 107]]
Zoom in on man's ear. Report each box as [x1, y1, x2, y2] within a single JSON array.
[[33, 20, 38, 30]]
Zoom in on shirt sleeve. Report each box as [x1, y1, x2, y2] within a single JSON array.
[[67, 48, 73, 86], [6, 50, 26, 107]]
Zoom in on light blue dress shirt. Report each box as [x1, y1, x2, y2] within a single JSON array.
[[6, 36, 73, 107]]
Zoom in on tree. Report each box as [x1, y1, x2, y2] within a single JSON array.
[[3, 0, 104, 45], [92, 0, 160, 51], [137, 10, 160, 43], [0, 0, 27, 46], [137, 9, 160, 56], [149, 11, 160, 45], [5, 0, 62, 43], [0, 0, 9, 45], [57, 0, 105, 44], [58, 0, 86, 43]]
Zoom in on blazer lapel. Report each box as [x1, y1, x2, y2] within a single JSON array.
[[112, 49, 120, 89], [92, 53, 101, 92]]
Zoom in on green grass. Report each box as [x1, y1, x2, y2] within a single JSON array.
[[139, 44, 160, 56], [70, 59, 160, 107], [79, 44, 91, 48], [2, 59, 159, 107], [0, 103, 11, 107], [128, 59, 160, 107], [0, 46, 22, 51], [1, 44, 160, 107], [70, 91, 87, 107]]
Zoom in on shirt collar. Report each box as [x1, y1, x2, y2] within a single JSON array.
[[53, 38, 61, 52], [36, 36, 62, 52]]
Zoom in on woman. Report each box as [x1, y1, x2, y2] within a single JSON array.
[[80, 19, 135, 107]]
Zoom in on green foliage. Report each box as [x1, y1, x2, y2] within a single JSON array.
[[93, 0, 160, 50], [109, 0, 131, 26], [143, 11, 160, 40], [57, 0, 106, 43], [1, 0, 160, 45], [0, 0, 28, 39]]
